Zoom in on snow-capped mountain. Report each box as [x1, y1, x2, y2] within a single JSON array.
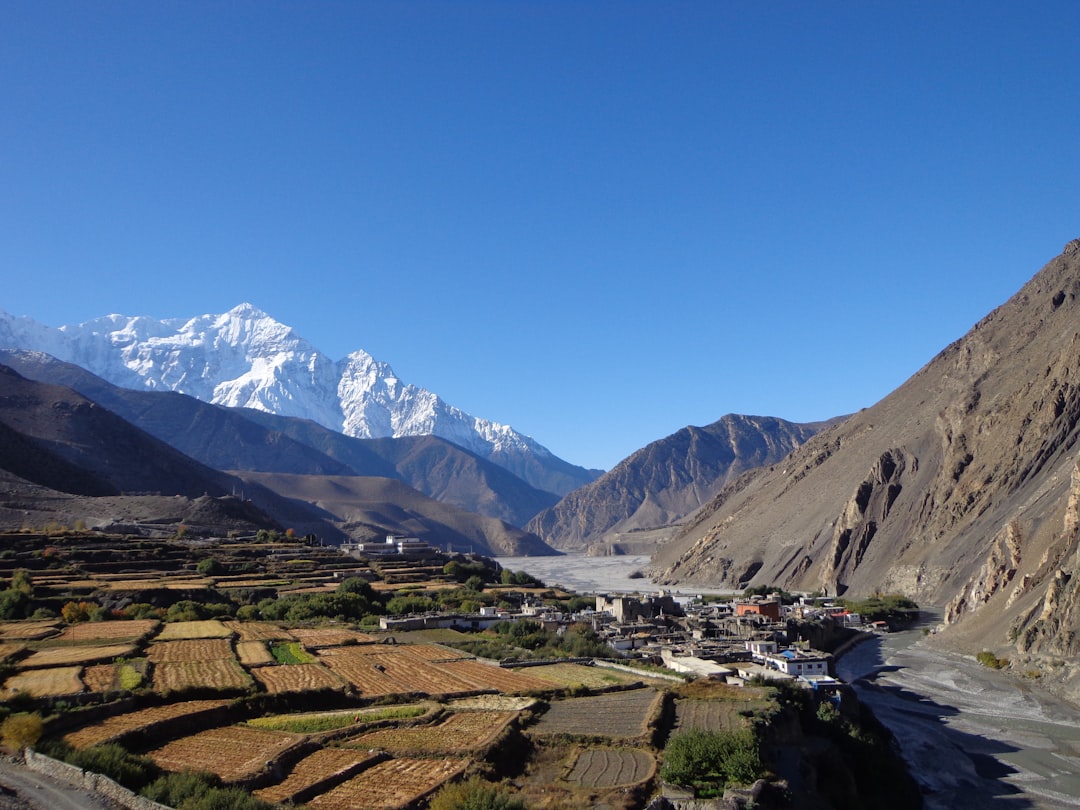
[[0, 304, 597, 495]]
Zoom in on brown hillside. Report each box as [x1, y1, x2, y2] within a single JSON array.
[[652, 239, 1080, 683]]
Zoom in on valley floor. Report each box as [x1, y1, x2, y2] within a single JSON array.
[[838, 623, 1080, 809]]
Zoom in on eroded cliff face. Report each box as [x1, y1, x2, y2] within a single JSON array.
[[651, 239, 1080, 667]]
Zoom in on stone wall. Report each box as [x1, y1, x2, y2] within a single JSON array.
[[24, 748, 171, 810]]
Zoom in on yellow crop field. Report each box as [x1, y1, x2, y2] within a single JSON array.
[[154, 620, 233, 640], [149, 726, 306, 782], [525, 662, 642, 689], [306, 757, 467, 810], [19, 643, 135, 669], [236, 640, 274, 666], [63, 700, 231, 749], [3, 666, 83, 697], [51, 619, 159, 643]]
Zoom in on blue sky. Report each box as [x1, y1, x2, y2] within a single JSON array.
[[4, 2, 1080, 471]]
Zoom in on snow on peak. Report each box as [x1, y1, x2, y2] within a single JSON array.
[[0, 304, 543, 462]]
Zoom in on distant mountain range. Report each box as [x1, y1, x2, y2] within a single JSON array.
[[0, 304, 601, 497], [0, 361, 554, 556]]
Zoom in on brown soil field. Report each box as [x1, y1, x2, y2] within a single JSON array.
[[152, 659, 252, 693], [236, 640, 274, 666], [439, 660, 557, 693], [289, 627, 377, 648], [63, 700, 231, 749], [50, 619, 159, 643], [563, 747, 656, 788], [19, 643, 135, 669], [253, 748, 383, 804], [252, 664, 346, 694], [81, 663, 119, 693], [345, 710, 516, 755], [529, 688, 662, 739], [319, 647, 485, 697], [305, 756, 468, 810], [3, 666, 82, 697], [223, 621, 293, 642], [146, 638, 233, 663], [154, 620, 233, 640], [673, 699, 753, 733], [148, 725, 306, 782], [0, 643, 24, 662], [0, 621, 60, 640]]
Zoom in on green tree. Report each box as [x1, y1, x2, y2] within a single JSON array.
[[661, 728, 764, 795], [196, 558, 225, 576]]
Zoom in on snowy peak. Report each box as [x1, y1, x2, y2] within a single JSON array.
[[0, 304, 597, 496]]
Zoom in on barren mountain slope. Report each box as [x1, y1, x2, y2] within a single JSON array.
[[527, 415, 836, 552], [652, 239, 1080, 671], [235, 471, 556, 557]]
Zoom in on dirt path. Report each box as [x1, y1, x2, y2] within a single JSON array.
[[0, 757, 120, 810]]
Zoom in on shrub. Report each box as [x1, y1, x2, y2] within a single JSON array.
[[428, 776, 527, 810], [976, 650, 1009, 669], [1, 712, 42, 751]]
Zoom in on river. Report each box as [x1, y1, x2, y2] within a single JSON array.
[[837, 623, 1080, 809], [500, 553, 1080, 808]]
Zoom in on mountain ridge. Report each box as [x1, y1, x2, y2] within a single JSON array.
[[0, 304, 600, 496]]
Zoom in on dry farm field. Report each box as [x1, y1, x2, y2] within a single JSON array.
[[63, 700, 232, 749], [440, 659, 557, 693], [50, 619, 159, 643], [235, 640, 274, 666], [529, 688, 662, 739], [563, 747, 656, 788], [251, 663, 345, 694], [154, 619, 233, 640], [306, 756, 468, 810], [152, 658, 251, 693], [344, 710, 517, 755], [290, 627, 376, 648], [253, 748, 384, 804], [3, 666, 82, 697], [146, 638, 233, 663], [223, 621, 293, 642], [317, 646, 479, 697], [18, 643, 135, 669], [148, 725, 307, 782], [0, 621, 59, 640]]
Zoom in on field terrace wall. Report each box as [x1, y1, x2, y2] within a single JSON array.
[[24, 749, 171, 810]]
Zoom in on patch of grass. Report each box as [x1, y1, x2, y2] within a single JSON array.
[[245, 704, 427, 733], [269, 641, 316, 665]]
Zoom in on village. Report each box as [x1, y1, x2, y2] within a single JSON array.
[[360, 535, 879, 696]]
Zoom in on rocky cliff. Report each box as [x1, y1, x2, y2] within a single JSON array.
[[651, 239, 1080, 681]]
